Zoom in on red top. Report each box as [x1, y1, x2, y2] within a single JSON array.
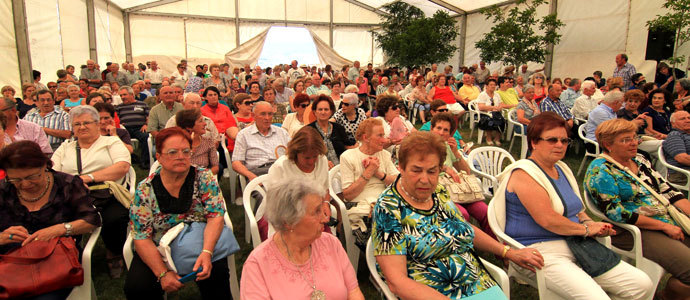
[[432, 86, 455, 104], [201, 104, 237, 149]]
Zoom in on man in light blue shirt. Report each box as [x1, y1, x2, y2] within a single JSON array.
[[559, 78, 581, 109], [306, 73, 330, 100], [540, 84, 573, 129], [585, 91, 624, 141], [348, 61, 360, 82]]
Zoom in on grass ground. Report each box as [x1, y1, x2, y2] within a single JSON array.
[[91, 119, 665, 299]]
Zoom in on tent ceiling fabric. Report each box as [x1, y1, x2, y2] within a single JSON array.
[[355, 0, 511, 14]]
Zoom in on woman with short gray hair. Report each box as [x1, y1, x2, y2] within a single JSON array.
[[515, 83, 540, 132], [61, 84, 85, 112], [674, 78, 690, 111], [241, 177, 364, 300]]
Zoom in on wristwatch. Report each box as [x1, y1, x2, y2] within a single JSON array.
[[63, 222, 73, 236], [86, 174, 95, 183]]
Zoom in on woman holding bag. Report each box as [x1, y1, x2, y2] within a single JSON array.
[[124, 127, 230, 300], [585, 118, 690, 299]]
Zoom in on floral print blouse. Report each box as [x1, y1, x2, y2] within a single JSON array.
[[371, 176, 497, 298], [585, 154, 684, 225], [129, 166, 225, 245]]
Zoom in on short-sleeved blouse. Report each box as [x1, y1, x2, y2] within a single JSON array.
[[516, 100, 539, 121], [372, 177, 498, 298], [129, 166, 225, 244], [191, 136, 219, 170], [642, 106, 672, 134], [333, 108, 366, 141], [203, 77, 231, 98]]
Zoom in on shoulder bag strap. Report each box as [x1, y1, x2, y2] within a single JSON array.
[[76, 142, 82, 176], [599, 153, 671, 207]]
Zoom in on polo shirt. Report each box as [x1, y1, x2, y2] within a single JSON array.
[[4, 119, 53, 154], [147, 102, 183, 133], [79, 68, 101, 87], [115, 101, 150, 128], [585, 104, 616, 141], [663, 130, 690, 170]]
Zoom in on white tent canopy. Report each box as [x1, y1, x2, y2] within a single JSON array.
[[1, 0, 688, 88]]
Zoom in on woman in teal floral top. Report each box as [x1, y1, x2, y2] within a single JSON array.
[[125, 127, 230, 300], [585, 118, 690, 299], [372, 131, 543, 299]]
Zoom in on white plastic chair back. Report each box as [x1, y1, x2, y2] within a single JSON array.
[[147, 135, 155, 168], [577, 122, 600, 176], [658, 145, 690, 195], [243, 175, 269, 249], [66, 227, 101, 300], [328, 165, 359, 273], [507, 108, 528, 159], [124, 166, 137, 195], [467, 147, 515, 197]]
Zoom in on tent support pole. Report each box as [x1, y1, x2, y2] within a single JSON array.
[[86, 0, 98, 62], [123, 12, 133, 62], [543, 0, 557, 78], [234, 0, 240, 47], [329, 0, 334, 47], [183, 19, 188, 60], [458, 14, 467, 67], [11, 0, 32, 83]]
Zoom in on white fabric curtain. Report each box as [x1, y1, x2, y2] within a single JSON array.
[[186, 19, 236, 66], [333, 27, 374, 64], [310, 29, 353, 68], [26, 0, 64, 83], [130, 15, 185, 75], [225, 28, 269, 69], [0, 0, 20, 88]]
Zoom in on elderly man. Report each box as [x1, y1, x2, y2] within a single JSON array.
[[571, 80, 598, 120], [540, 84, 574, 128], [165, 93, 219, 141], [147, 86, 183, 138], [458, 74, 480, 106], [254, 66, 267, 89], [131, 81, 148, 101], [238, 64, 252, 88], [515, 64, 544, 81], [425, 63, 440, 82], [23, 90, 72, 151], [559, 78, 581, 109], [584, 91, 624, 141], [473, 61, 490, 88], [0, 97, 52, 154], [122, 63, 140, 86], [115, 85, 150, 167], [273, 78, 293, 105], [105, 63, 128, 87], [285, 60, 305, 86], [348, 61, 361, 82], [613, 53, 637, 91], [376, 76, 389, 96], [142, 79, 154, 97], [306, 74, 329, 100], [663, 111, 690, 184], [80, 59, 102, 88], [232, 101, 290, 181], [144, 60, 164, 90]]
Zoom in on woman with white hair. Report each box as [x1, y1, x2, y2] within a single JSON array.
[[333, 93, 366, 142], [61, 84, 85, 112], [241, 177, 364, 300]]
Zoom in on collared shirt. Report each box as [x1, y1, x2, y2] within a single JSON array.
[[539, 96, 573, 121], [515, 70, 534, 81], [148, 102, 184, 133], [79, 68, 101, 87], [613, 62, 637, 91], [115, 101, 150, 128], [4, 119, 53, 154], [585, 103, 616, 141], [123, 71, 141, 86], [105, 72, 129, 87], [232, 124, 290, 171], [145, 68, 164, 84], [306, 85, 330, 96], [497, 88, 519, 106], [663, 130, 690, 170], [348, 67, 360, 82], [23, 105, 71, 147], [571, 94, 598, 120], [458, 84, 480, 101], [274, 88, 294, 104], [559, 88, 580, 109], [473, 68, 490, 84]]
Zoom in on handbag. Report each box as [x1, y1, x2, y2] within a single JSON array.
[[600, 153, 690, 235], [564, 236, 621, 277], [438, 171, 484, 204], [158, 222, 240, 275], [76, 143, 130, 209], [0, 237, 83, 299]]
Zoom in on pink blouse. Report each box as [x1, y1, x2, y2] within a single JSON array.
[[240, 233, 358, 300]]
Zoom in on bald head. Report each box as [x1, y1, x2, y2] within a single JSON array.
[[183, 93, 202, 110]]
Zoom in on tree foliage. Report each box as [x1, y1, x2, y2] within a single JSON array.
[[373, 2, 459, 67], [475, 0, 563, 67], [647, 0, 690, 78]]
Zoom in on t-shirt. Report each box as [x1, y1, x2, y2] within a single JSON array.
[[116, 101, 150, 128], [458, 84, 480, 101], [266, 155, 328, 190], [51, 135, 131, 183], [281, 112, 305, 137], [497, 88, 519, 106], [340, 147, 399, 207], [240, 233, 358, 300]]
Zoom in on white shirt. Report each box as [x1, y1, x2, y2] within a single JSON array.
[[145, 68, 164, 84], [266, 155, 328, 190], [281, 113, 305, 137], [571, 94, 599, 120], [169, 71, 188, 86], [51, 135, 131, 183]]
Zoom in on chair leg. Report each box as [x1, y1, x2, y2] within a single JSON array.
[[508, 135, 516, 153], [520, 137, 528, 159], [577, 155, 589, 176], [477, 129, 484, 144]]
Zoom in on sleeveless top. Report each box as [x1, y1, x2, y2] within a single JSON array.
[[64, 98, 83, 108], [432, 86, 455, 104]]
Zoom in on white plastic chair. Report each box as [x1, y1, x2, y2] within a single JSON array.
[[583, 191, 665, 300], [468, 147, 516, 197], [147, 134, 155, 168], [658, 145, 690, 196], [366, 237, 510, 300], [328, 165, 359, 273], [507, 108, 528, 159], [468, 100, 490, 144], [124, 166, 137, 195], [148, 160, 161, 175], [577, 122, 600, 176], [220, 135, 243, 203], [243, 175, 269, 248], [66, 227, 101, 300]]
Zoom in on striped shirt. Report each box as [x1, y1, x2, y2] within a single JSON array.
[[613, 62, 637, 91], [23, 106, 71, 147], [115, 101, 150, 128], [662, 130, 690, 170], [232, 124, 290, 171], [4, 119, 53, 154], [539, 96, 573, 120]]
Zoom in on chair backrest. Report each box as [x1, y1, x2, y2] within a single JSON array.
[[507, 108, 520, 126], [124, 166, 137, 195], [468, 99, 479, 113], [468, 146, 515, 193], [243, 174, 269, 249], [658, 144, 690, 181], [149, 160, 161, 176], [366, 238, 397, 300], [328, 165, 342, 195], [328, 165, 359, 271], [578, 122, 600, 154]]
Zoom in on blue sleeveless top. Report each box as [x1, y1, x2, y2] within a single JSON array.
[[504, 164, 583, 246], [64, 98, 83, 108]]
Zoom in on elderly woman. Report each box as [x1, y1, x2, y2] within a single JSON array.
[[528, 72, 548, 103], [673, 78, 690, 111], [308, 95, 356, 166], [232, 93, 254, 130], [617, 90, 664, 139], [203, 64, 231, 101], [375, 95, 415, 149], [1, 85, 21, 103], [93, 102, 133, 153], [0, 141, 100, 299], [18, 83, 36, 119], [515, 84, 540, 133], [241, 177, 364, 299], [585, 118, 690, 299], [408, 75, 431, 123], [372, 131, 542, 299], [289, 80, 306, 111], [283, 93, 309, 137], [642, 88, 673, 135], [477, 78, 506, 145], [61, 84, 85, 112], [176, 109, 219, 175], [125, 127, 230, 299], [340, 118, 399, 249], [427, 75, 464, 115], [497, 112, 652, 299], [51, 105, 131, 278], [333, 93, 367, 142], [248, 82, 263, 102]]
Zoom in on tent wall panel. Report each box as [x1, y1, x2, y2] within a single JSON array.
[[239, 22, 272, 45], [141, 0, 235, 18], [130, 15, 185, 75], [186, 19, 236, 66], [0, 0, 20, 88], [26, 0, 64, 83], [334, 27, 373, 63], [306, 25, 330, 46], [58, 0, 89, 71], [333, 0, 381, 24], [107, 0, 126, 65], [285, 0, 329, 23], [238, 0, 284, 20], [95, 0, 127, 67]]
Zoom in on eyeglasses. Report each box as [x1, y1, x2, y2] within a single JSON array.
[[435, 108, 449, 112], [299, 103, 309, 108], [538, 137, 572, 145], [73, 121, 96, 127], [6, 170, 43, 184], [390, 105, 399, 111], [162, 148, 192, 157], [48, 86, 58, 89], [618, 136, 641, 144]]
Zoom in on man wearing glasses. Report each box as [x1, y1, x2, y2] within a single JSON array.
[[0, 97, 52, 154], [23, 90, 72, 151]]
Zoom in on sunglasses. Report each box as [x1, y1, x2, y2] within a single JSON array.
[[243, 100, 257, 106], [342, 102, 354, 107], [299, 103, 309, 108], [390, 105, 399, 110], [538, 137, 572, 145], [435, 108, 449, 112]]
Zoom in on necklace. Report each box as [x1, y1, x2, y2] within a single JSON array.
[[18, 172, 51, 203], [280, 234, 326, 300], [399, 181, 430, 203]]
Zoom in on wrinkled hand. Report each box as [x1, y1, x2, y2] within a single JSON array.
[[193, 252, 213, 281], [445, 167, 460, 183], [663, 223, 684, 241], [1, 226, 29, 245], [328, 160, 335, 170], [160, 272, 183, 292], [447, 137, 458, 150], [22, 224, 66, 246], [506, 247, 544, 272], [363, 157, 380, 179]]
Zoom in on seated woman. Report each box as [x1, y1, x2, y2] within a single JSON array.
[[241, 177, 364, 300], [372, 131, 543, 299], [340, 118, 398, 249], [427, 75, 465, 115], [93, 102, 133, 153], [248, 82, 263, 102], [176, 109, 219, 174], [232, 93, 255, 130], [515, 84, 540, 134], [375, 95, 415, 151], [585, 118, 690, 299], [409, 76, 431, 123], [642, 88, 673, 135], [125, 127, 230, 300], [332, 93, 367, 143], [498, 112, 652, 300], [0, 141, 101, 299], [51, 105, 131, 279], [308, 95, 356, 166], [61, 84, 85, 113], [477, 78, 507, 146]]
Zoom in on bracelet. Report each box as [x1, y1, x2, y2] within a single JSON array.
[[580, 219, 593, 224], [582, 223, 590, 238], [380, 173, 387, 181], [202, 249, 213, 256], [501, 245, 510, 258], [361, 174, 371, 181], [157, 270, 169, 282]]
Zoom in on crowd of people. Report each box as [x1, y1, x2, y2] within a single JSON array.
[[1, 53, 690, 300]]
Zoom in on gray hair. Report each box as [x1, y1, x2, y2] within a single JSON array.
[[265, 178, 326, 231], [342, 93, 359, 104], [252, 101, 271, 113], [581, 80, 596, 90], [273, 78, 286, 87], [69, 105, 99, 123], [678, 78, 690, 91], [568, 78, 580, 87], [67, 84, 80, 92], [602, 90, 624, 105], [183, 92, 201, 103], [343, 84, 358, 93], [119, 85, 134, 95], [670, 110, 689, 123], [172, 83, 184, 90], [522, 84, 535, 92]]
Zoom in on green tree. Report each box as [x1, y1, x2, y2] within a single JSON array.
[[647, 0, 690, 80], [475, 0, 563, 67], [373, 2, 458, 67]]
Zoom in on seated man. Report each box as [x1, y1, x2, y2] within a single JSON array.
[[0, 97, 52, 154], [23, 90, 72, 151], [559, 78, 581, 109], [539, 84, 574, 129], [232, 101, 290, 181], [663, 110, 690, 185], [584, 90, 624, 143], [165, 93, 219, 142], [115, 85, 150, 167], [571, 80, 598, 120], [147, 86, 183, 139]]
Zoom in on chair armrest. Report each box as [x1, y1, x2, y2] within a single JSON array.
[[479, 257, 510, 297]]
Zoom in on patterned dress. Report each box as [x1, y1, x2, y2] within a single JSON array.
[[371, 177, 498, 299]]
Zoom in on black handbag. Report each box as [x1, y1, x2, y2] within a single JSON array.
[[564, 236, 620, 277], [76, 143, 113, 209]]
